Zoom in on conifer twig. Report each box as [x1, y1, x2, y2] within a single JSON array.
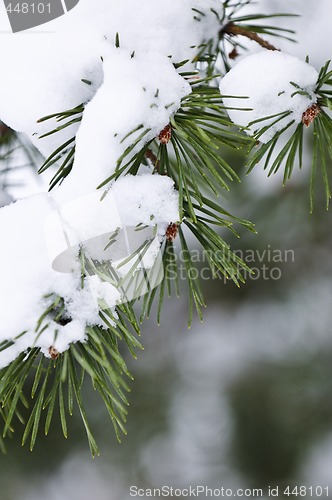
[[144, 149, 160, 171], [220, 22, 279, 51]]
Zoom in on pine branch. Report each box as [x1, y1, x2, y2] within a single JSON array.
[[219, 6, 297, 69], [0, 1, 308, 455], [37, 104, 84, 190], [244, 59, 332, 211], [0, 122, 41, 192], [0, 297, 142, 455]]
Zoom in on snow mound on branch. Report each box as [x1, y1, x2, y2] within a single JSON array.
[[58, 0, 223, 66], [0, 32, 103, 158], [0, 1, 195, 367], [219, 51, 319, 143], [0, 173, 178, 368], [56, 47, 191, 202], [0, 0, 221, 160], [49, 175, 179, 262], [0, 194, 87, 367], [110, 174, 179, 231]]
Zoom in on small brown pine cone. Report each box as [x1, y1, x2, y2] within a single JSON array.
[[49, 346, 60, 360], [166, 223, 179, 242], [0, 123, 10, 137], [302, 103, 321, 127], [229, 47, 239, 60], [158, 124, 172, 145]]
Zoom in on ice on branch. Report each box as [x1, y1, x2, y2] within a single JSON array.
[[219, 51, 319, 143]]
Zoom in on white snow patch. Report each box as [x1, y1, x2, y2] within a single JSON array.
[[0, 173, 178, 367], [54, 0, 223, 68], [56, 47, 191, 202], [219, 51, 319, 142], [0, 32, 104, 158], [0, 194, 118, 368]]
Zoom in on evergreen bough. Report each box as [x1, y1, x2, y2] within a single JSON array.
[[1, 0, 332, 455]]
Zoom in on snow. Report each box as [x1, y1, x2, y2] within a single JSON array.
[[56, 47, 191, 202], [47, 173, 178, 270], [219, 51, 319, 142], [0, 32, 103, 158], [51, 320, 86, 354], [109, 174, 179, 229], [0, 195, 73, 367], [0, 195, 109, 368], [0, 0, 217, 366], [0, 0, 221, 161], [0, 173, 178, 368], [53, 0, 224, 68]]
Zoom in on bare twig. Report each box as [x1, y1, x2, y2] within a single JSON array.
[[221, 22, 279, 51], [145, 149, 160, 171]]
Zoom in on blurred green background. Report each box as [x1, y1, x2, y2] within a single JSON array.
[[1, 1, 332, 499]]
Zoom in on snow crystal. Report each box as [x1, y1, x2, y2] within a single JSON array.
[[219, 51, 319, 142]]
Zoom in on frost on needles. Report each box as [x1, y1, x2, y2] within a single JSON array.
[[1, 0, 332, 454]]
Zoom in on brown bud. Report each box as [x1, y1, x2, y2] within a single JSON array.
[[158, 124, 172, 145], [302, 103, 321, 127], [166, 223, 179, 242], [229, 47, 239, 60], [48, 346, 60, 360]]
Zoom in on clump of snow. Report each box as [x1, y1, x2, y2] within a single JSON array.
[[0, 32, 103, 158], [55, 173, 179, 243], [0, 194, 117, 368], [0, 173, 178, 368], [110, 174, 179, 231], [0, 0, 222, 162], [56, 47, 191, 202], [0, 0, 213, 368], [219, 51, 319, 142], [56, 0, 223, 67], [50, 320, 86, 355], [86, 276, 121, 313], [47, 173, 178, 270]]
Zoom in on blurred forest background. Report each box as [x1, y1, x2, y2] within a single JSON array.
[[1, 1, 332, 498]]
